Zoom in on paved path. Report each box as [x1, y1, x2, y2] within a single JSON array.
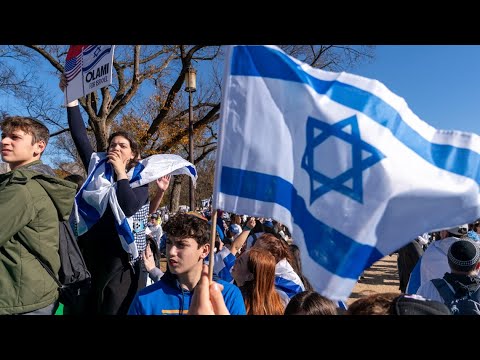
[[347, 254, 401, 306]]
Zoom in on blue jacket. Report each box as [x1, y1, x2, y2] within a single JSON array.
[[127, 271, 246, 315]]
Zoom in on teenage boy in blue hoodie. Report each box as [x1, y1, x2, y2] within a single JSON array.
[[128, 212, 246, 315]]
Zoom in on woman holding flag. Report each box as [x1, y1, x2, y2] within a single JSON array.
[[59, 75, 193, 315]]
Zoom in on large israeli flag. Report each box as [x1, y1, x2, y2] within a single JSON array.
[[213, 45, 480, 301]]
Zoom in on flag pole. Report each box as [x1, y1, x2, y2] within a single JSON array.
[[208, 209, 218, 283]]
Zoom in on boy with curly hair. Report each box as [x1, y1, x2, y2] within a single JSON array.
[[128, 212, 246, 315]]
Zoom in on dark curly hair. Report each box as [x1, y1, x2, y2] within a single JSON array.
[[163, 213, 210, 248], [107, 130, 140, 171]]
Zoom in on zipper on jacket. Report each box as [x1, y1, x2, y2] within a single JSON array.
[[180, 287, 185, 315]]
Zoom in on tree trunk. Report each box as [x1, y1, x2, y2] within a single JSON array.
[[95, 119, 109, 152], [170, 175, 183, 213]]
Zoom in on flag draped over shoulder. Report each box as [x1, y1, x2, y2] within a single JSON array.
[[211, 247, 236, 283], [74, 153, 197, 259], [213, 45, 480, 301], [274, 259, 305, 298]]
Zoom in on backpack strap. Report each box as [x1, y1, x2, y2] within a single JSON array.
[[443, 275, 480, 300], [36, 256, 63, 288], [463, 283, 480, 300], [431, 278, 455, 304]]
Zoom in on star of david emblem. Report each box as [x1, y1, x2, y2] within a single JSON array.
[[94, 46, 101, 57], [301, 115, 385, 204]]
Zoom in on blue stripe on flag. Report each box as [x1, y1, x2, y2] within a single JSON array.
[[75, 158, 109, 229], [130, 162, 145, 183], [406, 258, 422, 294], [337, 301, 348, 310], [116, 218, 136, 245], [187, 165, 197, 177], [220, 166, 381, 279], [75, 195, 100, 230], [275, 276, 304, 298], [231, 46, 480, 185], [82, 47, 113, 72], [218, 253, 236, 283]]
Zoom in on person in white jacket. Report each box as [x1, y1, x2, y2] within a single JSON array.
[[407, 224, 468, 294]]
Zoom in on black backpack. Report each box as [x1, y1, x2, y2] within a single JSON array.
[[34, 219, 91, 308], [24, 165, 91, 308], [432, 278, 480, 315]]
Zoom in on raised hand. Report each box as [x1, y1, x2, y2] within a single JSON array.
[[59, 73, 67, 92], [143, 245, 156, 272], [189, 264, 230, 315], [107, 150, 128, 177], [156, 175, 171, 192], [149, 175, 171, 214], [59, 73, 78, 107]]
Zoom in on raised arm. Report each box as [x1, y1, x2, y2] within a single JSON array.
[[60, 75, 94, 169], [149, 175, 171, 214], [230, 217, 256, 256]]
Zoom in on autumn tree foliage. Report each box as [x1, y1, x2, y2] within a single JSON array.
[[2, 45, 374, 211]]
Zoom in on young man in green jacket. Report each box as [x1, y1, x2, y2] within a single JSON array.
[[0, 116, 77, 315]]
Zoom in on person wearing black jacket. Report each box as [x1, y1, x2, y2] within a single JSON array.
[[61, 77, 150, 315], [397, 239, 424, 293]]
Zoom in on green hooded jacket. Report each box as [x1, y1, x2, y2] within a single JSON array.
[[0, 160, 77, 314]]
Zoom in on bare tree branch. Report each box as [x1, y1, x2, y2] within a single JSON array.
[[195, 145, 216, 164], [157, 104, 220, 153], [50, 128, 70, 137]]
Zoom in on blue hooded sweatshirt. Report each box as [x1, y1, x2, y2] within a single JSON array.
[[127, 271, 246, 315]]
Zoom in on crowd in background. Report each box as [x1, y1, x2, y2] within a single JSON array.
[[2, 79, 480, 315]]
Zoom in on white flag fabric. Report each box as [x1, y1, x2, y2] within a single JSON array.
[[65, 45, 115, 103], [213, 45, 480, 301], [74, 153, 197, 259], [274, 259, 305, 298], [212, 247, 236, 283], [406, 237, 457, 294]]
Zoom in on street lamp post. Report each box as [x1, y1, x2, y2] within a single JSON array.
[[184, 65, 197, 211]]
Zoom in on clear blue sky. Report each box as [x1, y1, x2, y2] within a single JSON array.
[[350, 45, 480, 134], [3, 45, 480, 135]]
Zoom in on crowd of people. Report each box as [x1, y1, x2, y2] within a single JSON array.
[[3, 74, 480, 316]]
